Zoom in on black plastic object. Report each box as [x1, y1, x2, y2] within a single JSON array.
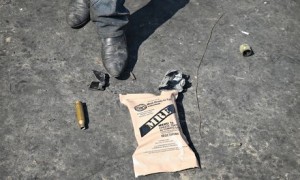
[[159, 70, 191, 93], [89, 70, 109, 91]]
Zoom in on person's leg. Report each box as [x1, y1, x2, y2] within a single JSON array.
[[90, 0, 130, 77], [90, 0, 129, 38]]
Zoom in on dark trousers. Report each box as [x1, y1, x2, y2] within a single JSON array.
[[90, 0, 129, 38]]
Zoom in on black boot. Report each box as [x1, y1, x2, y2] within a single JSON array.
[[66, 0, 90, 28], [101, 34, 128, 78]]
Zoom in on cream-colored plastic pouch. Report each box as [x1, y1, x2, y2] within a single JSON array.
[[119, 90, 199, 177]]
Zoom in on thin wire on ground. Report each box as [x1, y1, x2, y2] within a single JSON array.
[[196, 13, 225, 138]]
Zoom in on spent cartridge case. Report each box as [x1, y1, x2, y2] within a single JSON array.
[[75, 101, 86, 130], [239, 44, 253, 57]]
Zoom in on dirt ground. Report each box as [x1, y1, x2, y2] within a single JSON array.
[[0, 0, 299, 179]]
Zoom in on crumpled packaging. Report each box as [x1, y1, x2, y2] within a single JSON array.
[[120, 90, 199, 177], [158, 70, 187, 92]]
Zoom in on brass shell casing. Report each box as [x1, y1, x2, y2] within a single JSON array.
[[239, 44, 253, 57], [75, 101, 86, 130]]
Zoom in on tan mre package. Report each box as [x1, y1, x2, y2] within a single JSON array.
[[119, 90, 199, 177]]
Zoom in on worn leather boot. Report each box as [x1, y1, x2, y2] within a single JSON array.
[[101, 34, 128, 78], [66, 0, 90, 28]]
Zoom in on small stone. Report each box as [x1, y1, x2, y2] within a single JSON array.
[[229, 142, 243, 147], [241, 30, 250, 35], [5, 37, 11, 43]]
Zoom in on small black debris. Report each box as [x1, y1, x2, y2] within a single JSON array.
[[89, 70, 109, 91]]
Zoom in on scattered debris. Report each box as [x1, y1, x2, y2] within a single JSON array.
[[241, 30, 250, 35], [93, 70, 106, 82], [130, 71, 136, 81], [240, 44, 254, 57], [229, 142, 243, 147], [159, 70, 190, 93], [75, 101, 86, 130], [89, 81, 104, 91], [89, 70, 109, 91], [5, 37, 11, 43]]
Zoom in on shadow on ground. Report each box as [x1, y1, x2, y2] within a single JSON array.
[[119, 0, 190, 80], [176, 92, 201, 168], [82, 103, 90, 129]]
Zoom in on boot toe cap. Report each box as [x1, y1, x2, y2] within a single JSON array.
[[103, 52, 128, 77], [66, 0, 90, 28], [101, 35, 128, 78]]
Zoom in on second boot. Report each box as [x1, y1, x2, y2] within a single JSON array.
[[66, 0, 90, 28], [90, 0, 130, 77]]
